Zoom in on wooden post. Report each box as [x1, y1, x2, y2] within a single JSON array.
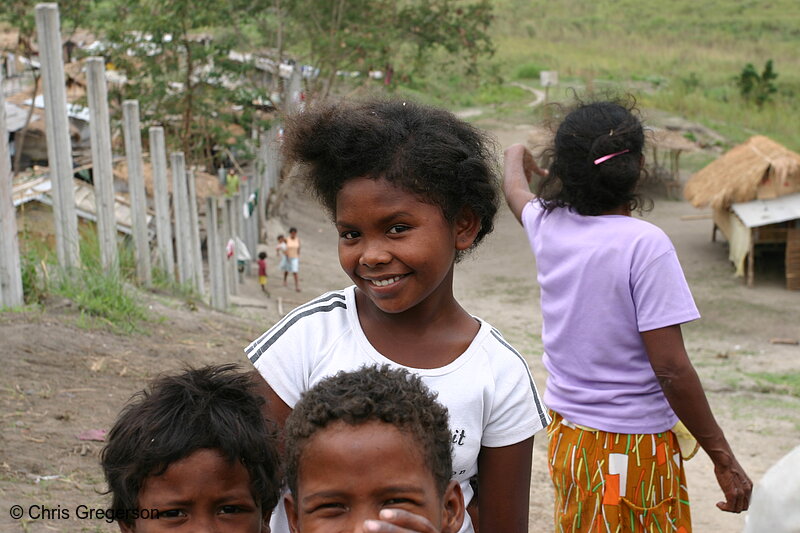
[[242, 175, 257, 271], [35, 3, 79, 269], [85, 57, 118, 274], [233, 192, 245, 283], [206, 196, 217, 307], [148, 127, 174, 281], [0, 71, 24, 307], [224, 197, 237, 295], [220, 197, 232, 297], [186, 166, 205, 294], [747, 230, 755, 288], [206, 196, 227, 309], [122, 100, 152, 286], [171, 152, 193, 286], [259, 125, 282, 241], [285, 66, 303, 115]]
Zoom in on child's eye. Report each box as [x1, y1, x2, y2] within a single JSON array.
[[160, 509, 187, 518], [219, 505, 244, 514], [340, 230, 360, 240], [387, 225, 411, 235], [311, 502, 345, 517], [384, 497, 415, 506]]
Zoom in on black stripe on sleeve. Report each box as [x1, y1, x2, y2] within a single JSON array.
[[490, 328, 549, 429], [248, 300, 347, 364], [245, 291, 346, 356]]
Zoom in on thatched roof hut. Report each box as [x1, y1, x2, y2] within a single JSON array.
[[684, 135, 800, 210], [684, 136, 800, 289]]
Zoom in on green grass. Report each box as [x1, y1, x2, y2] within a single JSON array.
[[18, 229, 149, 334], [745, 371, 800, 397], [425, 0, 800, 148]]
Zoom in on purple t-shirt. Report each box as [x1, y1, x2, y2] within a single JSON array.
[[521, 201, 700, 433]]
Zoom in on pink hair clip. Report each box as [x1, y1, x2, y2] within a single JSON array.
[[593, 149, 630, 165]]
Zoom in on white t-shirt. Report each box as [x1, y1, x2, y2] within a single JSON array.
[[245, 286, 549, 533]]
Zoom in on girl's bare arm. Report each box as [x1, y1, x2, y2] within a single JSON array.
[[477, 437, 534, 533], [502, 144, 545, 224], [641, 325, 752, 513]]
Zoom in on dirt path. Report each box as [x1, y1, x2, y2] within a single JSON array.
[[1, 122, 799, 533]]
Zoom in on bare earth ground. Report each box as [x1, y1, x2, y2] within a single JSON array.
[[1, 122, 799, 533]]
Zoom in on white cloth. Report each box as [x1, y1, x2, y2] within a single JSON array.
[[245, 286, 549, 533], [743, 445, 800, 533]]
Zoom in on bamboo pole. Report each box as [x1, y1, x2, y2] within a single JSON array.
[[35, 3, 79, 269], [85, 57, 118, 274], [122, 100, 152, 286]]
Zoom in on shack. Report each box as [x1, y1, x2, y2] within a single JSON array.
[[683, 135, 800, 289], [13, 172, 150, 249]]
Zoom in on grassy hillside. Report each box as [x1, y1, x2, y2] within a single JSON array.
[[484, 0, 800, 148]]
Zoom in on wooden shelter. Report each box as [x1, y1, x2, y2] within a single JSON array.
[[684, 135, 800, 289], [646, 128, 698, 198]]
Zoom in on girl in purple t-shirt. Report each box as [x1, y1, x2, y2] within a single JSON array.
[[502, 100, 752, 532]]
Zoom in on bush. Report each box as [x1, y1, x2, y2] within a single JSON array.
[[513, 63, 545, 80], [736, 59, 778, 108]]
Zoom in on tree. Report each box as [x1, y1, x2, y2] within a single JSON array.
[[1, 0, 90, 174], [737, 59, 778, 109], [283, 0, 495, 99], [92, 0, 272, 168]]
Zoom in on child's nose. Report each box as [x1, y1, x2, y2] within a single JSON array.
[[359, 241, 391, 268]]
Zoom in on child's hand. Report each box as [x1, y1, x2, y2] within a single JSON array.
[[363, 509, 441, 533], [713, 453, 752, 513], [504, 144, 547, 184], [503, 144, 545, 223]]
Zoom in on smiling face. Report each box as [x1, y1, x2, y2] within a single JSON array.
[[120, 448, 265, 533], [335, 177, 478, 317], [286, 420, 463, 533]]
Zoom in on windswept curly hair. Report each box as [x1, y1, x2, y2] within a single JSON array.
[[538, 99, 648, 216], [101, 364, 281, 526], [282, 99, 499, 255], [284, 365, 453, 496]]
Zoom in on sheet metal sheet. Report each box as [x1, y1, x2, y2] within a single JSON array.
[[732, 193, 800, 228]]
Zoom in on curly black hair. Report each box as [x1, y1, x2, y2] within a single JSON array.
[[101, 364, 281, 526], [282, 99, 499, 255], [538, 99, 647, 216], [284, 365, 453, 496]]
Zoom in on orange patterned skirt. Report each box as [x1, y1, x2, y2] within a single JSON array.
[[547, 411, 692, 533]]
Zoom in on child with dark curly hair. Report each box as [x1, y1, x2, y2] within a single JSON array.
[[284, 365, 464, 533], [502, 99, 752, 532], [101, 364, 281, 533], [245, 99, 548, 533]]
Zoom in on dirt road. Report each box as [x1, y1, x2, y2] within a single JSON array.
[[1, 121, 798, 532]]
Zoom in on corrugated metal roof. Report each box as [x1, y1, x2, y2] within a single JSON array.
[[25, 94, 91, 122], [12, 175, 152, 236], [4, 101, 29, 132], [732, 192, 800, 228]]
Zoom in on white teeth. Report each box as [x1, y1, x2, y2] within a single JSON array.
[[370, 275, 402, 287]]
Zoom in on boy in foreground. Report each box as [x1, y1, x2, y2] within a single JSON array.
[[284, 365, 465, 533], [101, 364, 281, 532]]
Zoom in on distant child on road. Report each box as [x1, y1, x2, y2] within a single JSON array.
[[502, 99, 752, 532], [101, 364, 281, 533], [258, 251, 270, 297], [245, 99, 548, 533], [284, 365, 464, 533]]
